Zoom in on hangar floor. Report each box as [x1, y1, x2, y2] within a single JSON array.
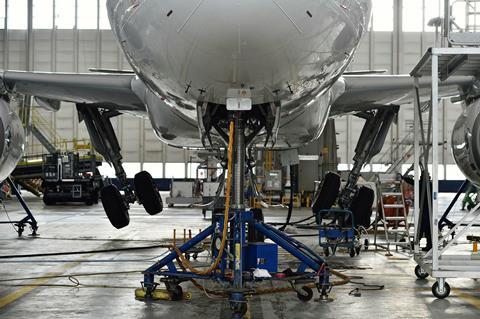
[[0, 194, 479, 319]]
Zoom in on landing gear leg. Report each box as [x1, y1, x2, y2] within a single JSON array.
[[77, 105, 133, 228], [339, 107, 399, 208], [77, 105, 163, 223]]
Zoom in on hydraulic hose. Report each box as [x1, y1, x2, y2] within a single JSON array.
[[172, 121, 234, 275], [279, 164, 298, 231]]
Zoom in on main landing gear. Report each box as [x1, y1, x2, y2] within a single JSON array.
[[77, 104, 163, 228]]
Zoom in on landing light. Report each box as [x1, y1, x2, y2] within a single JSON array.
[[226, 88, 252, 111]]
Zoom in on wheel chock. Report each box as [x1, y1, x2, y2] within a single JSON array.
[[135, 288, 192, 301]]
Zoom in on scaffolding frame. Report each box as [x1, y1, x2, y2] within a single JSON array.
[[446, 0, 480, 45], [410, 47, 480, 299]]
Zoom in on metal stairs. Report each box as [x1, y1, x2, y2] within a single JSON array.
[[374, 173, 413, 255]]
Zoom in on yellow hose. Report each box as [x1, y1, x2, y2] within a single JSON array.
[[172, 121, 234, 275]]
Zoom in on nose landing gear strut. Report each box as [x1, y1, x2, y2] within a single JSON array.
[[140, 112, 330, 318]]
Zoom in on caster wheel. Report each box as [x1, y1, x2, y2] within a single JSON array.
[[364, 239, 369, 250], [193, 253, 198, 260], [349, 248, 356, 258], [231, 302, 247, 317], [185, 254, 191, 261], [323, 247, 330, 257], [355, 246, 361, 256], [432, 281, 450, 299], [168, 203, 174, 208], [414, 265, 429, 280], [101, 185, 129, 229], [134, 171, 163, 215], [296, 286, 314, 302], [169, 285, 184, 301]]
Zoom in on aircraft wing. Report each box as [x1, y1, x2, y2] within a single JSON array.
[[0, 71, 145, 112], [330, 75, 474, 116]]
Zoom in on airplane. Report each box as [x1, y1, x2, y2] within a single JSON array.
[[0, 0, 477, 230]]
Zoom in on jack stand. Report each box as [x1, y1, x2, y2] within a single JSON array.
[[141, 112, 329, 318], [0, 177, 38, 237]]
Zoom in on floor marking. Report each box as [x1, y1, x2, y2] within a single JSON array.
[[457, 291, 480, 311], [0, 260, 80, 309], [0, 238, 120, 309], [0, 276, 52, 309]]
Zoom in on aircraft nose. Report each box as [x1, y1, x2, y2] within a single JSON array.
[[173, 1, 307, 60]]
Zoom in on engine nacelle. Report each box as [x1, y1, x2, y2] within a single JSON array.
[[0, 98, 24, 181], [452, 99, 480, 187]]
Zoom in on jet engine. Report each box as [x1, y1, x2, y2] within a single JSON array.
[[452, 99, 480, 187], [0, 98, 24, 181]]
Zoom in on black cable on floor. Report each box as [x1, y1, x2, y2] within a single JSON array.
[[0, 244, 170, 259], [349, 280, 385, 290], [268, 215, 315, 227], [0, 200, 19, 234], [0, 270, 142, 282]]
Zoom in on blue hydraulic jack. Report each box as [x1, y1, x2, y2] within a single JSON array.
[[140, 114, 330, 318], [0, 177, 38, 237]]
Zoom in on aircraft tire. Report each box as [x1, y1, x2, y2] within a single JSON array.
[[350, 186, 374, 228], [312, 172, 341, 215], [134, 171, 163, 215], [101, 184, 130, 229]]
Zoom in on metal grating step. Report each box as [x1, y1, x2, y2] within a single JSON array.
[[382, 192, 402, 196], [384, 216, 406, 221], [383, 204, 405, 209]]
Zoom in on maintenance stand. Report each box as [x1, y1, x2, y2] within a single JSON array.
[[138, 113, 330, 318], [0, 177, 38, 237]]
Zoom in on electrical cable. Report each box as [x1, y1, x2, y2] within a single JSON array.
[[0, 199, 19, 233], [0, 270, 141, 283], [0, 244, 170, 259], [171, 120, 234, 275], [279, 164, 297, 231], [23, 237, 169, 243], [0, 249, 172, 264], [348, 280, 385, 296], [269, 215, 316, 227], [349, 280, 385, 290], [0, 275, 139, 290]]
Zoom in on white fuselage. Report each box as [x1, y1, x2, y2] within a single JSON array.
[[107, 0, 372, 149]]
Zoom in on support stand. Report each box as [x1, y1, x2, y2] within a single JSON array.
[[411, 47, 480, 299], [0, 177, 38, 237], [439, 180, 469, 231], [140, 113, 329, 317]]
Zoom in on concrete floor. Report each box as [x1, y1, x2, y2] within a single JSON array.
[[0, 194, 479, 319]]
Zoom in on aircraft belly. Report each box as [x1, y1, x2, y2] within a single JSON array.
[[144, 90, 331, 150]]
